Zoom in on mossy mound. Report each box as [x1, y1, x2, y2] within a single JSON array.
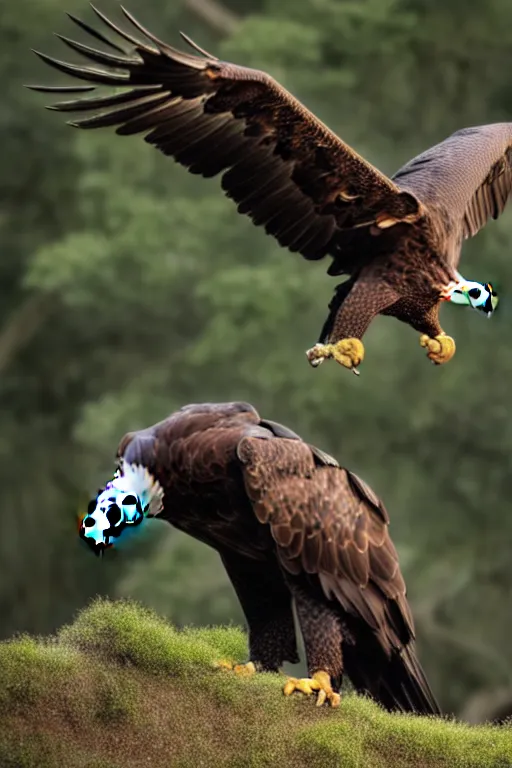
[[1, 598, 511, 768]]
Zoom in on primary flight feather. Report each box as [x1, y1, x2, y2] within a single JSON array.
[[28, 6, 508, 373]]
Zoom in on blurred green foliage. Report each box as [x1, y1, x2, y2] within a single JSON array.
[[3, 0, 512, 720]]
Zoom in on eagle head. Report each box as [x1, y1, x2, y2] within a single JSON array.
[[446, 280, 499, 318], [79, 460, 164, 556]]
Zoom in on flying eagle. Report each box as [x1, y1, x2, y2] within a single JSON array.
[[28, 7, 505, 373], [80, 401, 440, 715]]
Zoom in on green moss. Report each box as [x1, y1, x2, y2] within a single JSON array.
[[181, 624, 248, 662], [0, 729, 122, 768], [0, 731, 55, 768], [0, 635, 81, 712], [59, 597, 220, 676], [0, 598, 511, 768], [92, 667, 140, 724], [298, 695, 512, 768]]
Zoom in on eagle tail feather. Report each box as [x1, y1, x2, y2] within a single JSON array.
[[367, 646, 441, 716]]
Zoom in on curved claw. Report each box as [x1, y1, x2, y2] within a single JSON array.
[[419, 333, 456, 365], [215, 660, 257, 677], [306, 338, 364, 373], [283, 670, 341, 708], [233, 662, 256, 677]]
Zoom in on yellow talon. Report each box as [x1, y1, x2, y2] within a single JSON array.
[[419, 333, 456, 365], [234, 662, 256, 677], [283, 670, 341, 708], [215, 660, 256, 677], [214, 659, 235, 671], [306, 338, 364, 374]]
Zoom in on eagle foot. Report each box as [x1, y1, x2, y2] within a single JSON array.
[[214, 660, 257, 678], [306, 339, 364, 375], [419, 333, 456, 365], [283, 670, 341, 708]]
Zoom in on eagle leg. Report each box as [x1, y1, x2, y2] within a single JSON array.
[[283, 580, 344, 708], [309, 275, 399, 374], [283, 670, 341, 708], [219, 551, 299, 672], [306, 338, 365, 374], [419, 332, 456, 365]]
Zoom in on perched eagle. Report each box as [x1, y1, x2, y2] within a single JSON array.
[[28, 8, 505, 373], [80, 401, 440, 715]]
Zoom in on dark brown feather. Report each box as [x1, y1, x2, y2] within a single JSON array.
[[236, 436, 413, 652], [28, 8, 422, 271], [393, 124, 512, 266], [28, 11, 512, 351], [113, 401, 438, 715]]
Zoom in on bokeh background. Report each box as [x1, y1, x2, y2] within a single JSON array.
[[3, 0, 512, 723]]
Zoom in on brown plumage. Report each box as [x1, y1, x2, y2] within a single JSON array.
[[27, 7, 510, 371], [108, 401, 440, 715]]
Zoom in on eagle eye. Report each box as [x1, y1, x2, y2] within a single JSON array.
[[106, 505, 122, 525], [83, 516, 95, 528], [468, 287, 481, 299]]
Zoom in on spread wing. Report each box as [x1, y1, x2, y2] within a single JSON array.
[[28, 6, 422, 271], [393, 123, 512, 266]]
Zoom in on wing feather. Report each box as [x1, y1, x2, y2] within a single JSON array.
[[237, 436, 414, 654], [28, 8, 423, 271], [393, 123, 512, 264]]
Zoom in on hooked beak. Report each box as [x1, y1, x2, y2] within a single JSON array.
[[93, 541, 111, 557], [79, 524, 111, 556], [485, 288, 499, 318]]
